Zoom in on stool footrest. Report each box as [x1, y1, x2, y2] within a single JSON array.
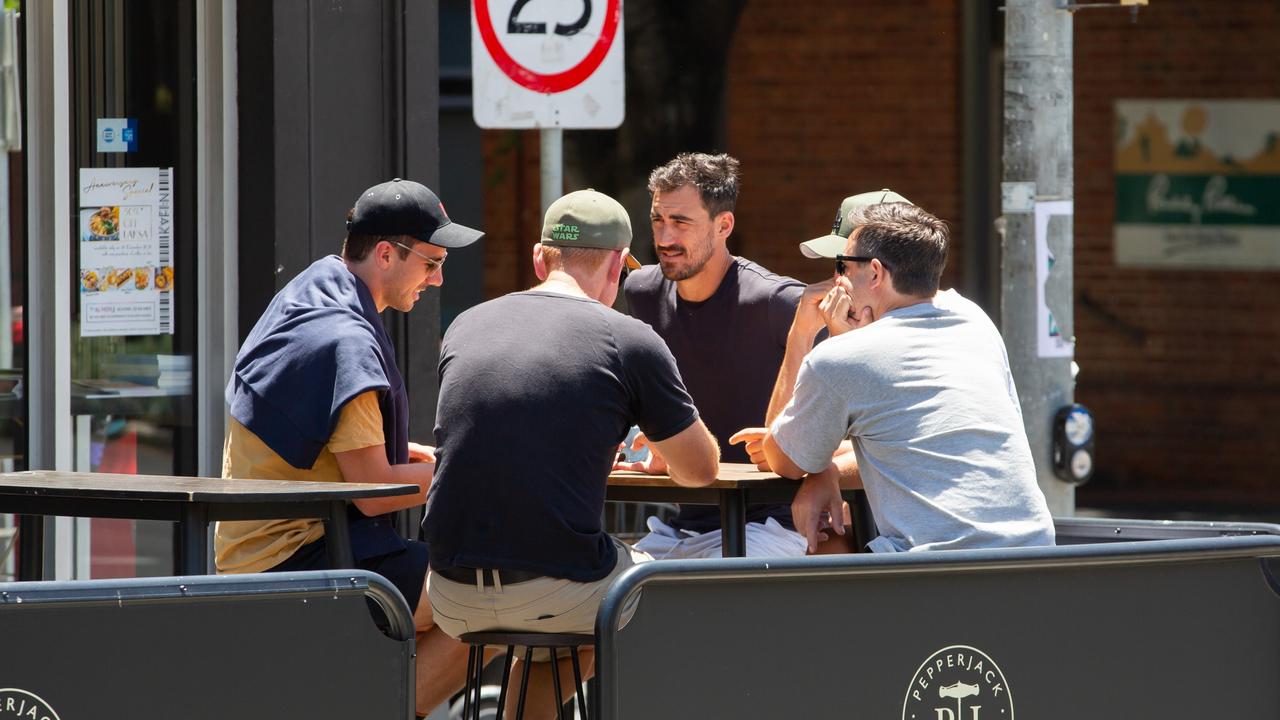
[[461, 631, 594, 648]]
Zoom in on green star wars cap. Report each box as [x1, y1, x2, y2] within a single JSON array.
[[799, 189, 913, 259], [541, 189, 641, 269]]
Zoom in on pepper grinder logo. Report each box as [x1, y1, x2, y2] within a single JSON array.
[[902, 646, 1014, 720]]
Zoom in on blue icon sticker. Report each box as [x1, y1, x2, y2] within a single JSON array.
[[96, 118, 138, 153]]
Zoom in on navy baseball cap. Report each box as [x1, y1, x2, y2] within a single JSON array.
[[347, 178, 482, 249]]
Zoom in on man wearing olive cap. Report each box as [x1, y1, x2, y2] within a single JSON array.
[[217, 178, 482, 715], [426, 189, 719, 716], [753, 198, 1054, 554]]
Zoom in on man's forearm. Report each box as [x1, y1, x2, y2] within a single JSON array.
[[832, 448, 862, 489], [765, 324, 818, 425]]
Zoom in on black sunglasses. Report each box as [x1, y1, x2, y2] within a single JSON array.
[[835, 254, 877, 275]]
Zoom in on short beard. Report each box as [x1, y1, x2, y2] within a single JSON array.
[[659, 229, 715, 281]]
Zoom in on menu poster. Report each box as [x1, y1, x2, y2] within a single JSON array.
[[77, 167, 174, 337]]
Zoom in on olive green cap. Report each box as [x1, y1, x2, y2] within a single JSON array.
[[799, 189, 914, 259], [541, 189, 641, 269]]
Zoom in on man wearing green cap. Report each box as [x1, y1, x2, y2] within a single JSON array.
[[755, 200, 1055, 554], [425, 189, 719, 716]]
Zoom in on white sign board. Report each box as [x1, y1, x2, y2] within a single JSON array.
[[471, 0, 625, 129], [77, 167, 174, 337], [1034, 200, 1074, 358]]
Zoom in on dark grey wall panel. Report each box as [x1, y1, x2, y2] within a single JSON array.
[[270, 0, 312, 288], [238, 0, 441, 441], [307, 1, 393, 260]]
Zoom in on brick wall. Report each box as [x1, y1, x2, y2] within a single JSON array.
[[479, 130, 544, 298], [724, 0, 964, 287], [1073, 0, 1280, 506]]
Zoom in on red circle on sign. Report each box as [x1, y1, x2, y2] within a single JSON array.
[[474, 0, 622, 94]]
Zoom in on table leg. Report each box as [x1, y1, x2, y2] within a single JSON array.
[[848, 490, 876, 552], [325, 501, 355, 569], [178, 504, 210, 575], [17, 514, 44, 580], [719, 490, 747, 558]]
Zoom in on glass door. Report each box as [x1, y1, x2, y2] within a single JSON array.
[[68, 0, 196, 577], [0, 0, 27, 581]]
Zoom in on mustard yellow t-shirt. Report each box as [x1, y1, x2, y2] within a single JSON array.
[[214, 390, 384, 574]]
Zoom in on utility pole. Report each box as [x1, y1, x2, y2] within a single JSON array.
[[1001, 0, 1075, 515]]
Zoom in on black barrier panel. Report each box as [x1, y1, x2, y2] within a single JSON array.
[[0, 571, 414, 720], [596, 536, 1280, 720]]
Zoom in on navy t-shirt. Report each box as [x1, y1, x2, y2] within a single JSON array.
[[625, 257, 803, 533], [425, 290, 699, 582]]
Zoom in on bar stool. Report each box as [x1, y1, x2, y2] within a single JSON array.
[[459, 631, 593, 720]]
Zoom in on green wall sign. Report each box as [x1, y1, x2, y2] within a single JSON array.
[[1114, 100, 1280, 269]]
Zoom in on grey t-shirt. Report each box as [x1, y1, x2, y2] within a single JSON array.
[[771, 290, 1055, 552]]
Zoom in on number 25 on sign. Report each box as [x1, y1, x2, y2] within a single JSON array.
[[471, 0, 626, 129]]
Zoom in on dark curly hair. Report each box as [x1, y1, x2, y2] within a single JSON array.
[[646, 152, 740, 217]]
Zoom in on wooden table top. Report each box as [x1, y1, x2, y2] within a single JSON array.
[[0, 470, 418, 503], [608, 462, 862, 490], [608, 462, 791, 489]]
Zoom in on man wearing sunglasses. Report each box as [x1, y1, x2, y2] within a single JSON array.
[[757, 199, 1055, 555], [216, 178, 482, 716]]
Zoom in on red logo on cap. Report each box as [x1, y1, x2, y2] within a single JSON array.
[[438, 202, 449, 219]]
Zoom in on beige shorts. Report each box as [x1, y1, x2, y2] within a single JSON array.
[[427, 536, 650, 642]]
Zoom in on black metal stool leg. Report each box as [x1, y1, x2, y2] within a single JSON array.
[[464, 645, 478, 720], [515, 646, 534, 720], [571, 649, 587, 720], [496, 645, 515, 720], [549, 649, 565, 720], [474, 644, 487, 720]]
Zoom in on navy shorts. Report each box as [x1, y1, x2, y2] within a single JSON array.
[[269, 538, 430, 614]]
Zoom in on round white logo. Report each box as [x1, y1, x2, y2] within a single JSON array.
[[902, 646, 1014, 720], [0, 689, 61, 720]]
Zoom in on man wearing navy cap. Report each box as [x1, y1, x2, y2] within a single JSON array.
[[216, 179, 481, 715]]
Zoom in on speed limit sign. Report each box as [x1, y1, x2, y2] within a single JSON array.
[[471, 0, 625, 129]]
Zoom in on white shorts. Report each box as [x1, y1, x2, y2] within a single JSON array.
[[632, 516, 806, 559], [427, 536, 651, 640]]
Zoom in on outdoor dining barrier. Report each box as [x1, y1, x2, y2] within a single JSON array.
[[594, 520, 1280, 719], [0, 570, 415, 719]]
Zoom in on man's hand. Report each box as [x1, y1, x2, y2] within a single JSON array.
[[818, 276, 872, 336], [407, 442, 436, 464], [612, 431, 670, 475], [792, 278, 835, 340], [791, 463, 846, 554], [728, 427, 771, 471]]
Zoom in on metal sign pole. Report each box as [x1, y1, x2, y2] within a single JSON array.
[[540, 127, 563, 213]]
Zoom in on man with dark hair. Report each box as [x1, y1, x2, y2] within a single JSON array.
[[619, 151, 812, 557], [758, 201, 1055, 553], [427, 189, 719, 718], [216, 179, 482, 715]]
